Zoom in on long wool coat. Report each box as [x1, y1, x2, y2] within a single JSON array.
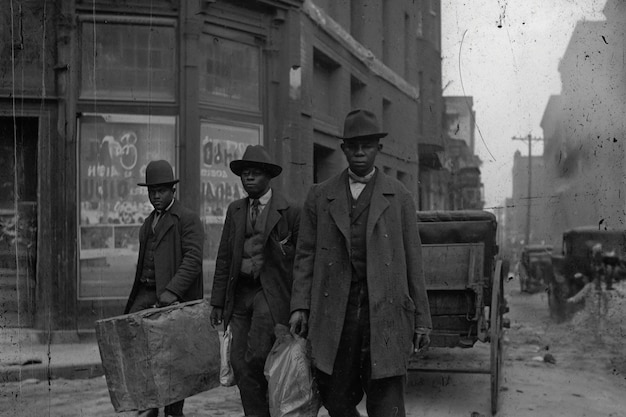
[[210, 192, 300, 327], [124, 199, 204, 314], [290, 169, 432, 379]]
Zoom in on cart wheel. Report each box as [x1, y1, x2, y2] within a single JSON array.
[[490, 260, 504, 415]]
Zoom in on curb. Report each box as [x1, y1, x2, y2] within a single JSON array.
[[0, 362, 104, 383]]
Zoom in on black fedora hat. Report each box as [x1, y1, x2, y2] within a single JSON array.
[[340, 109, 388, 141], [137, 160, 179, 186], [230, 145, 283, 178]]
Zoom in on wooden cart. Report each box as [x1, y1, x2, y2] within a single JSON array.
[[408, 210, 508, 415]]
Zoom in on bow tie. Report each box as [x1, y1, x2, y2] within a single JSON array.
[[348, 170, 372, 184]]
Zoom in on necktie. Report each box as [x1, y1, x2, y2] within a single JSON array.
[[152, 211, 162, 231], [250, 199, 260, 226]]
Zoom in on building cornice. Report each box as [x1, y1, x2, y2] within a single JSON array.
[[302, 0, 419, 101]]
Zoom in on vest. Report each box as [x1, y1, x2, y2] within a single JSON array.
[[240, 199, 269, 278], [140, 216, 162, 284], [347, 174, 376, 282]]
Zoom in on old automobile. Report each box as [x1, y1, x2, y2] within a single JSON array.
[[519, 244, 553, 293], [548, 227, 626, 321]]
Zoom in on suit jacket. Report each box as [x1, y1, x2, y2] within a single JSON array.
[[124, 199, 204, 314], [290, 169, 432, 379], [210, 191, 300, 327]]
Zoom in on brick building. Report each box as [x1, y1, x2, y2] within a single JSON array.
[[0, 0, 444, 331]]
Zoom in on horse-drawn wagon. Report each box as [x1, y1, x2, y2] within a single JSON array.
[[409, 210, 508, 415]]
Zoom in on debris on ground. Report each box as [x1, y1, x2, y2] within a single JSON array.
[[543, 353, 556, 364]]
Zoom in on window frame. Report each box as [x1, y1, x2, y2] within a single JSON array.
[[198, 30, 264, 114], [77, 15, 178, 103]]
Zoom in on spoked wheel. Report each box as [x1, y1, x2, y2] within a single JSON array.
[[490, 260, 504, 415]]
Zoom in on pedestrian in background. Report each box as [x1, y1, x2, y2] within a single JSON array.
[[125, 159, 204, 417], [289, 109, 432, 417], [210, 145, 300, 417]]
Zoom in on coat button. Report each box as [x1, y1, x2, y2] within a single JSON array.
[[324, 292, 329, 297]]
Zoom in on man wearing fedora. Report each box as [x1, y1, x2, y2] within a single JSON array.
[[289, 109, 432, 417], [124, 160, 204, 417], [210, 145, 300, 417]]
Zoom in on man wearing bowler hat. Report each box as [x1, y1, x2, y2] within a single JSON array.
[[125, 160, 204, 417], [289, 109, 432, 417], [210, 145, 300, 417]]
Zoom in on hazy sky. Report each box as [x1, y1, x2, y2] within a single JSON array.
[[440, 0, 607, 209]]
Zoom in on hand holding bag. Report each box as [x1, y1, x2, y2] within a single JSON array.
[[218, 325, 236, 387], [264, 324, 321, 417]]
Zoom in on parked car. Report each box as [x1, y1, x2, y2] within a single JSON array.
[[548, 227, 626, 321], [518, 244, 553, 293]]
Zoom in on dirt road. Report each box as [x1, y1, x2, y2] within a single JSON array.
[[2, 276, 625, 416]]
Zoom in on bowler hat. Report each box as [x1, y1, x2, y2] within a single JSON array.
[[230, 145, 282, 178], [137, 160, 179, 186], [340, 109, 388, 141]]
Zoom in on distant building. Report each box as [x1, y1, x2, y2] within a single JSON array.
[[0, 0, 444, 331], [440, 96, 484, 210], [540, 0, 626, 244]]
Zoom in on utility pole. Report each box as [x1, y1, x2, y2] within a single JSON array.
[[511, 134, 543, 246]]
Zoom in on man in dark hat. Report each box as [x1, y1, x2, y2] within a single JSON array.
[[210, 145, 300, 417], [125, 160, 204, 417], [289, 109, 432, 417]]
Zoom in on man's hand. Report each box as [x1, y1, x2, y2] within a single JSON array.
[[210, 307, 224, 328], [289, 310, 309, 337], [157, 290, 179, 307], [413, 330, 431, 354]]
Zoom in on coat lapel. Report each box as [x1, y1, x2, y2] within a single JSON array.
[[328, 170, 351, 252], [152, 200, 182, 246], [263, 191, 289, 244], [366, 171, 393, 242], [232, 199, 247, 250]]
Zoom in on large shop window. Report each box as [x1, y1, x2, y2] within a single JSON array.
[[199, 35, 260, 111], [80, 18, 176, 101], [78, 114, 177, 299], [200, 122, 261, 261]]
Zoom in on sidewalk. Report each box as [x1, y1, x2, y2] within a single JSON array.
[[0, 328, 103, 383]]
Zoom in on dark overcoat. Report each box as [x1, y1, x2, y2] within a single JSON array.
[[124, 199, 204, 314], [290, 169, 432, 379], [210, 192, 300, 327]]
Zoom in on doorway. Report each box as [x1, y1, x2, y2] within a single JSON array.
[[0, 116, 38, 327]]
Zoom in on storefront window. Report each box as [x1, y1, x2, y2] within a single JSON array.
[[80, 20, 176, 101], [199, 35, 260, 111], [200, 122, 261, 260], [78, 113, 176, 299]]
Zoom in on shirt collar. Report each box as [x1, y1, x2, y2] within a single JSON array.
[[348, 167, 376, 183], [250, 188, 272, 206], [158, 198, 175, 214]]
